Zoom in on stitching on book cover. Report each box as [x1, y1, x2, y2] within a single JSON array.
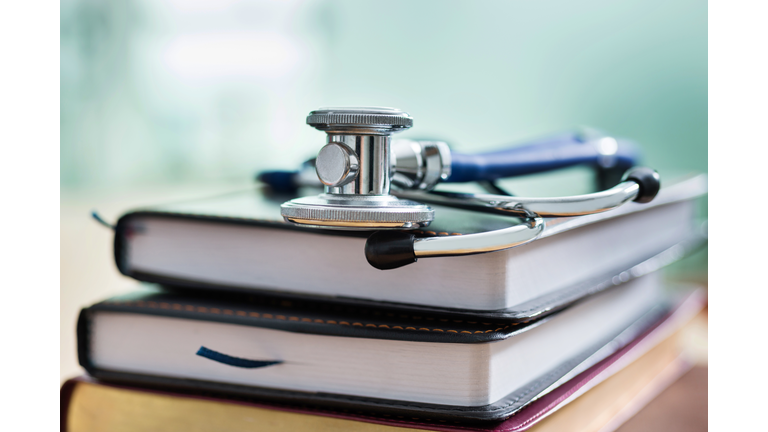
[[105, 290, 518, 327], [103, 289, 523, 326], [102, 300, 517, 335]]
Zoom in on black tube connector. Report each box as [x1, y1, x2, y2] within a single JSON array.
[[365, 231, 417, 270], [623, 167, 661, 203]]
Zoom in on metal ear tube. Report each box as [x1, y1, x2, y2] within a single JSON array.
[[367, 167, 660, 269], [277, 107, 661, 269]]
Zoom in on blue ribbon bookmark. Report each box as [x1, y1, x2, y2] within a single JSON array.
[[196, 346, 282, 369]]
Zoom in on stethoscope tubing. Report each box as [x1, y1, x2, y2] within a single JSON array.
[[394, 180, 641, 218]]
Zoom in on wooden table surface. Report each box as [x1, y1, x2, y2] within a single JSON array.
[[617, 366, 707, 432]]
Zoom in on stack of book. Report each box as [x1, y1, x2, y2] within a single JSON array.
[[62, 174, 707, 431]]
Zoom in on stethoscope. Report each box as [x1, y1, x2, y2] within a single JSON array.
[[259, 107, 661, 270]]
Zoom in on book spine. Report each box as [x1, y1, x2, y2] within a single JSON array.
[[113, 213, 132, 278], [76, 309, 95, 375]]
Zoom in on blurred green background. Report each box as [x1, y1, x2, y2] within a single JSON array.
[[61, 0, 706, 188], [60, 0, 707, 382]]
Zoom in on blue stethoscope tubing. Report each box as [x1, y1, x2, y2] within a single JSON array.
[[258, 130, 640, 192], [447, 131, 638, 183]]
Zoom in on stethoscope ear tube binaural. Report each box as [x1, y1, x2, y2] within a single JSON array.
[[393, 167, 660, 218], [364, 167, 660, 270]]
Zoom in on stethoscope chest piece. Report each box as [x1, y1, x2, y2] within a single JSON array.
[[275, 106, 662, 268], [280, 107, 435, 230]]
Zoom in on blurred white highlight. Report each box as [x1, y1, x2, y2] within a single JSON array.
[[162, 31, 302, 81], [597, 137, 618, 156]]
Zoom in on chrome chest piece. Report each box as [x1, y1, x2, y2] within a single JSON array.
[[280, 107, 441, 229]]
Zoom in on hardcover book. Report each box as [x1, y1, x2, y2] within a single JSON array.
[[77, 274, 680, 421], [67, 287, 703, 429], [112, 174, 707, 319]]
